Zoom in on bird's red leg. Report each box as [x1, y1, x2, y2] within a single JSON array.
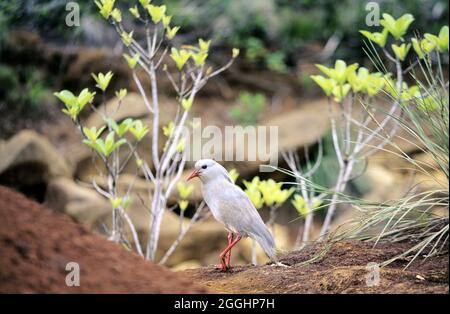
[[218, 235, 242, 271], [215, 232, 234, 270], [226, 232, 234, 268]]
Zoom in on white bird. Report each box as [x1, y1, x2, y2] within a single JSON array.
[[187, 159, 278, 271]]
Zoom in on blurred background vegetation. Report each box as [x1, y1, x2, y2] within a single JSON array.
[[2, 1, 448, 56], [0, 1, 447, 132]]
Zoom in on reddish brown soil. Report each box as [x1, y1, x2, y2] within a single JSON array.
[[183, 241, 448, 294], [0, 186, 208, 293]]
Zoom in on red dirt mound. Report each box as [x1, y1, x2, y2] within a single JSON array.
[[0, 186, 208, 293]]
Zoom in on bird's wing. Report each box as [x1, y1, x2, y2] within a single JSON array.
[[217, 183, 267, 233], [213, 181, 277, 261], [231, 185, 266, 225]]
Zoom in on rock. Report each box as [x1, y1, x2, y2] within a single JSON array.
[[184, 99, 331, 177], [77, 96, 331, 180], [328, 161, 402, 234], [267, 99, 330, 152], [412, 152, 447, 177], [0, 130, 71, 201], [86, 172, 203, 206], [414, 171, 448, 193], [365, 152, 447, 199], [0, 130, 71, 178], [364, 163, 400, 201], [64, 48, 130, 99], [118, 96, 329, 171], [171, 260, 202, 271], [45, 177, 110, 228], [226, 98, 330, 175], [388, 127, 428, 155], [432, 207, 449, 218]]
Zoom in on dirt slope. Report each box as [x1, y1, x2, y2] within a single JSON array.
[[0, 186, 207, 293], [183, 241, 448, 294]]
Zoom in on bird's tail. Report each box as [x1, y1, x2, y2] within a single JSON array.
[[250, 225, 278, 263]]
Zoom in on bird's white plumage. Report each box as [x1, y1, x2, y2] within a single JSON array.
[[193, 159, 277, 262]]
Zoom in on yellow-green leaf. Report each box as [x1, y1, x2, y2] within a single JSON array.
[[181, 98, 193, 111], [115, 88, 127, 100], [391, 43, 411, 61], [166, 26, 180, 40], [291, 194, 307, 216], [129, 5, 140, 18], [163, 122, 174, 137], [380, 13, 414, 40], [176, 140, 185, 153], [359, 28, 389, 48], [147, 4, 166, 24], [111, 8, 122, 22], [275, 187, 295, 206], [91, 71, 114, 91], [424, 26, 449, 52], [310, 75, 336, 96], [177, 182, 194, 199], [316, 60, 358, 85], [228, 169, 239, 183], [170, 48, 190, 70], [129, 120, 148, 141], [411, 38, 425, 59], [95, 0, 115, 19], [178, 200, 189, 211], [110, 197, 123, 209], [232, 48, 240, 58], [123, 53, 140, 69], [162, 15, 172, 27], [199, 39, 211, 52], [191, 51, 208, 66], [121, 30, 133, 47], [332, 84, 351, 102]]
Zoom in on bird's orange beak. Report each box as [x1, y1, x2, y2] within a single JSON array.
[[186, 169, 200, 181]]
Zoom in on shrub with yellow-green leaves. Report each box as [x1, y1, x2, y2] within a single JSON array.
[[53, 0, 237, 262], [322, 14, 448, 268], [311, 60, 387, 102], [302, 12, 449, 241], [312, 14, 448, 107]]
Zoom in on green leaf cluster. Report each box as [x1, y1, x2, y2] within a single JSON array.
[[360, 13, 448, 61], [229, 91, 267, 125], [83, 129, 126, 157], [54, 88, 95, 120], [243, 177, 295, 209]]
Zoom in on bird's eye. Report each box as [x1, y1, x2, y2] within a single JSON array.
[[202, 165, 207, 169]]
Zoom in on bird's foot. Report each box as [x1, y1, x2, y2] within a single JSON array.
[[270, 262, 290, 267], [214, 264, 230, 272]]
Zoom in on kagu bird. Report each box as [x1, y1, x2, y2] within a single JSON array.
[[187, 159, 278, 271]]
